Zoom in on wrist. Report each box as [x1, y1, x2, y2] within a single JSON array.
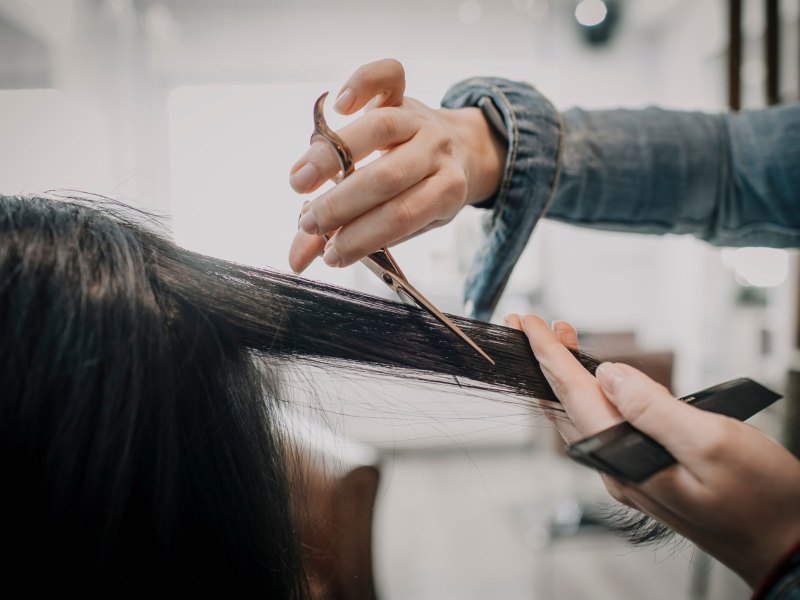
[[439, 107, 507, 206]]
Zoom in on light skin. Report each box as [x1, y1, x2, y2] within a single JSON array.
[[288, 58, 506, 273], [289, 59, 800, 589], [506, 314, 800, 589]]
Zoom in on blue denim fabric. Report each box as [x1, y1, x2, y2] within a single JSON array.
[[759, 546, 800, 600], [442, 78, 800, 320], [441, 78, 562, 321], [762, 566, 800, 600]]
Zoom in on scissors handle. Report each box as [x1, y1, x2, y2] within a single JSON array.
[[311, 92, 354, 182]]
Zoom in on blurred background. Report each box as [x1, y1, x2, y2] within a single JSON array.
[[1, 0, 798, 598]]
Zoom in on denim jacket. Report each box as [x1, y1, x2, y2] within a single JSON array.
[[441, 78, 800, 321], [442, 78, 800, 600]]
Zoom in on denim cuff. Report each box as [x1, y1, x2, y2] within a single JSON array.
[[441, 78, 562, 320]]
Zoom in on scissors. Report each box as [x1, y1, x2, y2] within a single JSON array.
[[310, 92, 495, 366]]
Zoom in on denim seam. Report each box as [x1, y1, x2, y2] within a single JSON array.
[[540, 110, 565, 222], [486, 84, 518, 230]]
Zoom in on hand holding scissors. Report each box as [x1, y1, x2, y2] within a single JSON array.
[[298, 90, 494, 365], [288, 59, 507, 274]]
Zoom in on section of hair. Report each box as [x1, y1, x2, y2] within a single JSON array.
[[0, 194, 308, 594], [140, 221, 600, 407], [598, 505, 676, 546]]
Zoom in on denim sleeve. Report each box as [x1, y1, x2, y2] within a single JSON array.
[[760, 560, 800, 600], [443, 76, 800, 319], [441, 78, 562, 320], [551, 104, 800, 247]]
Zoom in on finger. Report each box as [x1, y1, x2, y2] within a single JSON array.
[[614, 483, 697, 541], [521, 315, 623, 436], [601, 474, 642, 510], [552, 320, 579, 350], [595, 362, 722, 467], [500, 314, 581, 440], [322, 172, 462, 267], [288, 230, 325, 273], [635, 464, 706, 516], [390, 219, 448, 247], [547, 411, 583, 443], [333, 58, 406, 114], [299, 137, 439, 236], [503, 314, 523, 330], [290, 107, 420, 194]]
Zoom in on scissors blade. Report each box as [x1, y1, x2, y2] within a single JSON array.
[[364, 256, 495, 365], [401, 278, 495, 365]]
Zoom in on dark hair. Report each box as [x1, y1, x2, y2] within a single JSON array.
[[1, 194, 663, 591]]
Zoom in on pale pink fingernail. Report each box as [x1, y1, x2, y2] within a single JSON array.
[[290, 163, 319, 191], [298, 210, 319, 234], [322, 245, 342, 267], [596, 362, 624, 395], [334, 88, 356, 113]]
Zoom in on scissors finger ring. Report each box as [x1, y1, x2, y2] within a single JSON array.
[[311, 92, 354, 182]]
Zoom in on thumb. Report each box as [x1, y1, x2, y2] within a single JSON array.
[[595, 362, 716, 464]]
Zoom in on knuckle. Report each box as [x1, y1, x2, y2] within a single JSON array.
[[391, 197, 415, 234], [377, 164, 405, 194], [384, 58, 405, 79], [373, 162, 406, 196], [353, 62, 377, 84], [697, 418, 735, 459], [433, 130, 455, 155], [375, 109, 403, 142]]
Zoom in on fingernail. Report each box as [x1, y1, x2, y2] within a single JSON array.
[[334, 88, 356, 113], [596, 362, 624, 396], [322, 245, 341, 267], [296, 202, 311, 229], [290, 163, 319, 191], [298, 210, 319, 234]]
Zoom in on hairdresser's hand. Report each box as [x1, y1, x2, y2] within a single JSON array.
[[507, 314, 800, 589], [288, 59, 507, 272]]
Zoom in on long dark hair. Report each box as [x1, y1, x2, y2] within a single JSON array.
[[0, 194, 606, 591]]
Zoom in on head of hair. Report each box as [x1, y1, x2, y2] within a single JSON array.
[[0, 193, 665, 592]]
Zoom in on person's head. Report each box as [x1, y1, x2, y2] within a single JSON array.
[[0, 194, 309, 593], [3, 194, 660, 592]]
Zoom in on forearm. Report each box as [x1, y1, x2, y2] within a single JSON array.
[[549, 104, 800, 248]]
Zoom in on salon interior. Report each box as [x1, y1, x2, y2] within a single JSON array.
[[1, 0, 799, 598]]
